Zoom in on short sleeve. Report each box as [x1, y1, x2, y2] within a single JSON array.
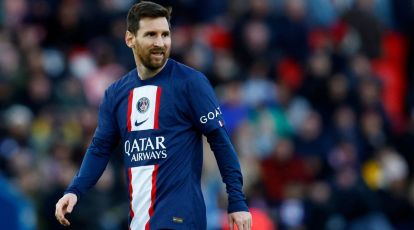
[[185, 73, 225, 134]]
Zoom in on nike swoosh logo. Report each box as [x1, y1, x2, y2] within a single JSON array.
[[135, 118, 149, 127]]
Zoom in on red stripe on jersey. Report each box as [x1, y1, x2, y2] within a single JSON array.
[[128, 168, 135, 224], [154, 87, 162, 129], [145, 164, 159, 230], [127, 90, 134, 132]]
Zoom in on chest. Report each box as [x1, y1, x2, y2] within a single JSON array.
[[114, 83, 187, 138]]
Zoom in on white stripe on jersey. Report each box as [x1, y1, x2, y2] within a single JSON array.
[[129, 85, 161, 131], [129, 165, 158, 230]]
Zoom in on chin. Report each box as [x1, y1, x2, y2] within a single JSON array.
[[152, 60, 166, 68]]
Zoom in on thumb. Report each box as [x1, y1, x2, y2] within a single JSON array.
[[66, 199, 76, 213]]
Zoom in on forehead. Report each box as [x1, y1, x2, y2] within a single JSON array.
[[138, 17, 170, 33]]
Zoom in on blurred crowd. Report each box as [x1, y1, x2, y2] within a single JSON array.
[[1, 0, 414, 229]]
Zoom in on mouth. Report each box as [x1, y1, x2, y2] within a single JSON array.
[[151, 53, 164, 58], [150, 50, 165, 59]]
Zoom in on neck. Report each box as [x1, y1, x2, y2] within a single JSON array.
[[135, 60, 167, 80]]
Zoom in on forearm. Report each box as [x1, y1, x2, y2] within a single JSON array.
[[65, 137, 114, 198], [206, 127, 248, 213]]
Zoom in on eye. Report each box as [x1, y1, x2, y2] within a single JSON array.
[[162, 32, 170, 38], [145, 32, 156, 37]]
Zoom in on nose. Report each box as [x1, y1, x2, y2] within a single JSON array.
[[153, 35, 164, 47]]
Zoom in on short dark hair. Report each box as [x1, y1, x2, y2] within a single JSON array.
[[127, 1, 172, 34]]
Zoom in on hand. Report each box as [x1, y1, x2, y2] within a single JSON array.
[[228, 211, 252, 230], [55, 193, 78, 226]]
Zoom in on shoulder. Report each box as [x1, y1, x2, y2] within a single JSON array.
[[105, 69, 136, 96], [169, 59, 208, 85]]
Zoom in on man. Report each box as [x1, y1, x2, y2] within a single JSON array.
[[55, 1, 252, 229]]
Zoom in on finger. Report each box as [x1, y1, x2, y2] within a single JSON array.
[[229, 216, 234, 230], [56, 213, 66, 225], [244, 221, 249, 230], [56, 210, 70, 227], [55, 201, 64, 219], [62, 198, 71, 214], [56, 212, 65, 225], [55, 200, 71, 226], [236, 221, 244, 230], [60, 217, 70, 227], [67, 200, 75, 213], [245, 217, 251, 230]]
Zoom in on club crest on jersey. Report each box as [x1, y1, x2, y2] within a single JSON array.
[[127, 86, 162, 132], [137, 97, 150, 113]]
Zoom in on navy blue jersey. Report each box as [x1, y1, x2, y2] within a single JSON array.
[[67, 59, 247, 229]]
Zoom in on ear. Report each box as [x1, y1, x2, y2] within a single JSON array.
[[125, 31, 135, 48]]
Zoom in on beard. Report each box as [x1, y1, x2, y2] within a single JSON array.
[[136, 45, 170, 71]]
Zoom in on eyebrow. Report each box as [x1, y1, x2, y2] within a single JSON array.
[[142, 30, 170, 35]]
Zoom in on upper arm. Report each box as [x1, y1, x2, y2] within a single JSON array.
[[184, 73, 225, 134], [93, 87, 120, 150]]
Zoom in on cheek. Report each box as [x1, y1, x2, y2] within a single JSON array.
[[165, 39, 172, 48], [164, 42, 172, 53], [135, 42, 148, 54]]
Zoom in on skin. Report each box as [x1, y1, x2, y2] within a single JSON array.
[[125, 17, 171, 80], [229, 211, 253, 230], [55, 193, 77, 227], [55, 16, 252, 230]]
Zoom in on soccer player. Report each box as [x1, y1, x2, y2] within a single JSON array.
[[55, 1, 252, 229]]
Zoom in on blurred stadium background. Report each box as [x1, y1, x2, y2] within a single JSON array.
[[1, 0, 414, 229]]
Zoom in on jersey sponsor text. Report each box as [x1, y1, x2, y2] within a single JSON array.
[[124, 136, 167, 162]]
